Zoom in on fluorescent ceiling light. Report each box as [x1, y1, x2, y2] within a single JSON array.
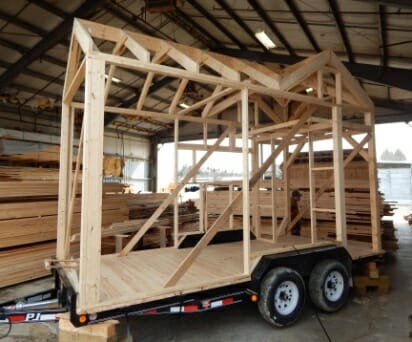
[[179, 102, 189, 109], [105, 74, 122, 83], [305, 87, 314, 93], [255, 30, 276, 49]]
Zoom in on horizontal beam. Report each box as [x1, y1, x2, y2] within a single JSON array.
[[213, 47, 412, 91]]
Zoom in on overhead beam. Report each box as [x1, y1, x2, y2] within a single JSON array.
[[215, 0, 267, 51], [175, 8, 221, 47], [354, 0, 412, 8], [30, 0, 69, 18], [186, 0, 247, 50], [0, 0, 106, 91], [378, 5, 388, 67], [328, 0, 355, 63], [284, 0, 321, 52], [212, 47, 412, 91], [247, 0, 296, 55]]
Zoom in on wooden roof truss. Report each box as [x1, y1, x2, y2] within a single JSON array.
[[57, 19, 381, 314]]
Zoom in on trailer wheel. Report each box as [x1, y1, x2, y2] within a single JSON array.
[[258, 267, 305, 327], [309, 259, 350, 312]]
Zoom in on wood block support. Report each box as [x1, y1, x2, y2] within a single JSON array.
[[59, 314, 126, 342]]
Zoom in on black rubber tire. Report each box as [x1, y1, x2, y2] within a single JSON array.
[[309, 259, 350, 313], [258, 267, 306, 327]]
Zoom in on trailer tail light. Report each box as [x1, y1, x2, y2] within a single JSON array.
[[78, 315, 87, 324], [250, 294, 258, 302]]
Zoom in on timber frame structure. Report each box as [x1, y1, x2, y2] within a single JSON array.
[[57, 19, 383, 315]]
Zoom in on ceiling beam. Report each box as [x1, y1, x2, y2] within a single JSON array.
[[0, 9, 47, 37], [212, 47, 412, 91], [0, 0, 106, 92], [215, 0, 267, 51], [378, 5, 388, 67], [284, 0, 321, 52], [327, 0, 355, 63], [104, 2, 154, 36], [0, 37, 66, 68], [186, 0, 246, 50], [30, 0, 69, 18], [176, 7, 222, 47], [247, 0, 296, 55], [354, 0, 412, 8]]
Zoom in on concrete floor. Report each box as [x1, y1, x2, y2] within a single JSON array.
[[1, 204, 411, 342]]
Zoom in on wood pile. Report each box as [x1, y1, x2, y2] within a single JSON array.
[[0, 166, 129, 288], [205, 158, 398, 251]]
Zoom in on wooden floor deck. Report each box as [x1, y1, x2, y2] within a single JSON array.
[[73, 236, 383, 314]]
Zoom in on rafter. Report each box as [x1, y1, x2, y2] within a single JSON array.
[[284, 0, 320, 52], [186, 0, 246, 50], [215, 0, 267, 51], [0, 0, 105, 91], [378, 5, 388, 67], [328, 0, 355, 63]]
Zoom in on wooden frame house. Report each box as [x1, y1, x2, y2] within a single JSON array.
[[57, 19, 383, 315]]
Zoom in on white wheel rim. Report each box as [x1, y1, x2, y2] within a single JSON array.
[[273, 280, 299, 316], [324, 270, 344, 302]]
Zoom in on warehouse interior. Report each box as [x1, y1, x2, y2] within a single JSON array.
[[0, 0, 411, 341]]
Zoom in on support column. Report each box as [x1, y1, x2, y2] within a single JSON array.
[[149, 137, 158, 192], [333, 72, 347, 246], [241, 88, 250, 274], [365, 111, 382, 251], [173, 119, 179, 247], [57, 104, 74, 260], [78, 56, 105, 310]]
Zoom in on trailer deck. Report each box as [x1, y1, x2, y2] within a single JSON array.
[[56, 19, 383, 321], [72, 236, 382, 314]]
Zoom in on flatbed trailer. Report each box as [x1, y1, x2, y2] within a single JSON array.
[[1, 19, 384, 331]]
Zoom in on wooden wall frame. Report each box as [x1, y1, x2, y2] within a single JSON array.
[[57, 19, 382, 314]]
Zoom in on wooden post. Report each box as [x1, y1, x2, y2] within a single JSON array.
[[241, 88, 250, 274], [229, 183, 234, 229], [78, 56, 105, 311], [271, 138, 277, 241], [173, 119, 179, 247], [365, 111, 382, 251], [333, 72, 347, 246], [251, 139, 259, 236], [308, 132, 317, 243], [57, 104, 74, 260]]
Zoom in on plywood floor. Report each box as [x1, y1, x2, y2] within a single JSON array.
[[76, 236, 383, 314]]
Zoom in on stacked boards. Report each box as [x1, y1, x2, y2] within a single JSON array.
[[0, 166, 128, 288], [205, 160, 397, 251]]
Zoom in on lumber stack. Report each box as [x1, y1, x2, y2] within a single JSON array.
[[0, 166, 128, 288], [205, 159, 397, 251]]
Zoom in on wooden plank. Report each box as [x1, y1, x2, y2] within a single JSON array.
[[63, 58, 86, 104], [104, 37, 127, 103], [95, 52, 337, 109], [163, 192, 243, 287], [280, 51, 330, 90], [72, 102, 241, 128], [169, 79, 188, 114], [241, 88, 251, 274], [329, 52, 373, 110], [333, 72, 347, 246], [254, 96, 282, 124], [365, 111, 382, 252], [78, 56, 105, 311], [164, 42, 200, 72], [120, 128, 230, 255], [57, 105, 74, 260], [73, 19, 97, 54], [308, 133, 317, 243], [124, 33, 150, 62]]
